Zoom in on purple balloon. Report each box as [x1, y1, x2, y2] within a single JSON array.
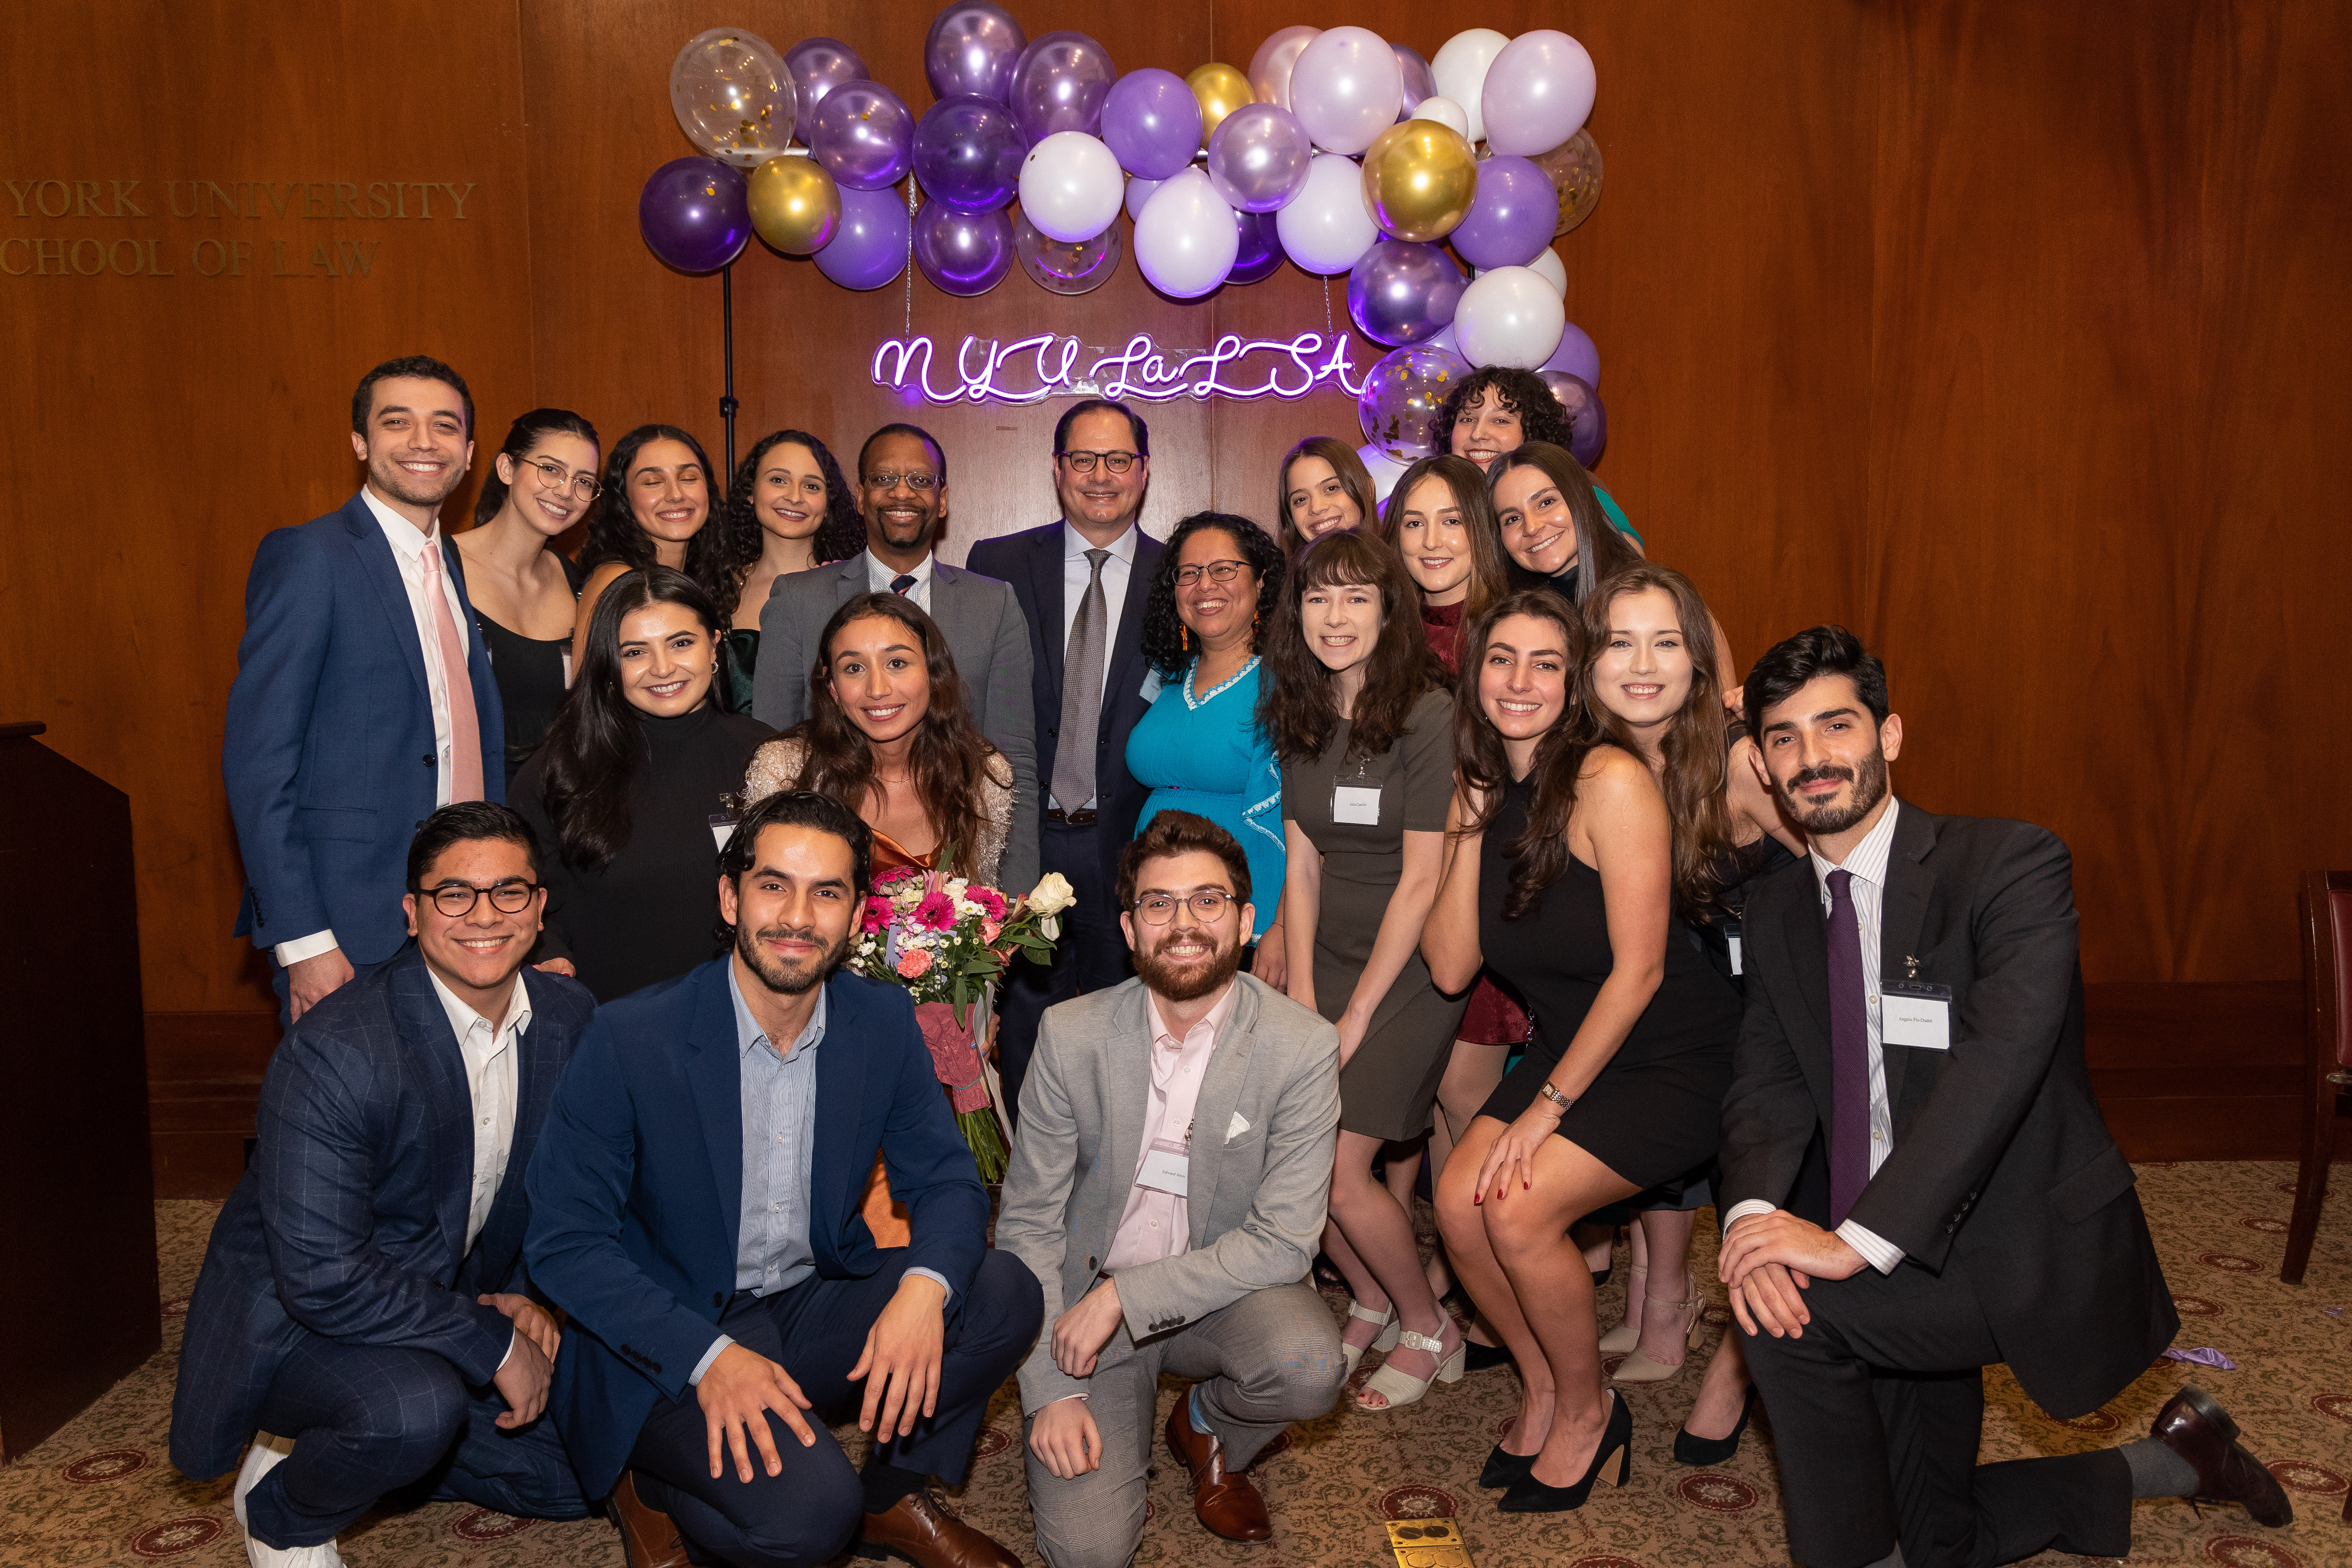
[[1451, 156, 1560, 270], [814, 183, 912, 289], [1100, 68, 1202, 180], [913, 200, 1014, 295], [1348, 239, 1465, 347], [808, 81, 916, 190], [1394, 44, 1437, 120], [913, 94, 1028, 212], [1204, 102, 1313, 213], [1542, 372, 1607, 465], [925, 1, 1027, 102], [1008, 30, 1117, 144], [784, 38, 867, 115], [1230, 208, 1286, 284], [638, 157, 751, 274], [1541, 320, 1601, 386]]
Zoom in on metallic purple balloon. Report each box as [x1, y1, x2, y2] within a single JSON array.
[[912, 94, 1028, 213], [924, 1, 1027, 102], [1007, 30, 1117, 144], [814, 182, 912, 289], [1542, 371, 1607, 466], [1100, 68, 1201, 180], [1451, 155, 1560, 270], [1229, 208, 1286, 284], [1393, 44, 1437, 120], [1204, 103, 1313, 213], [913, 200, 1015, 295], [808, 81, 916, 190], [1347, 239, 1465, 347], [638, 157, 751, 274], [784, 38, 867, 115]]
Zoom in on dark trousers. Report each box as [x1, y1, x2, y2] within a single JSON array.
[[996, 819, 1133, 1120], [631, 1251, 1043, 1568], [247, 1332, 586, 1549], [1740, 1250, 2131, 1568]]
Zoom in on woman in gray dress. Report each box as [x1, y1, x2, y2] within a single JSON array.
[[1264, 530, 1468, 1412]]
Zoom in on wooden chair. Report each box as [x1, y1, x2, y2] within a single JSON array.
[[2281, 870, 2352, 1285]]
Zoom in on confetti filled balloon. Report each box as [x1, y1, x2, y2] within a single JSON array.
[[1533, 129, 1604, 235], [670, 29, 796, 167], [1015, 209, 1123, 294], [1357, 342, 1473, 460]]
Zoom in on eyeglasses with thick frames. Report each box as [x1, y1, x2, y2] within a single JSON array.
[[1057, 449, 1140, 474], [1133, 889, 1236, 925], [863, 470, 939, 490], [417, 881, 542, 918], [1171, 560, 1249, 588], [517, 455, 600, 501]]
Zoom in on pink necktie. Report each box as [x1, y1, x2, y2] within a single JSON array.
[[418, 536, 486, 803]]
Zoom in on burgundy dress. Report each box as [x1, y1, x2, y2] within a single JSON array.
[[1422, 601, 1533, 1049]]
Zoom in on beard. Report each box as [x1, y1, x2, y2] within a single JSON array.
[[735, 919, 849, 996], [368, 447, 465, 509], [1780, 746, 1890, 836], [1132, 924, 1245, 1003]]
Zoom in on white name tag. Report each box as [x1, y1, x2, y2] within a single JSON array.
[[709, 813, 740, 852], [1882, 983, 1952, 1049], [1137, 1141, 1190, 1196], [1727, 933, 1743, 976], [1331, 784, 1382, 825], [1139, 668, 1164, 703]]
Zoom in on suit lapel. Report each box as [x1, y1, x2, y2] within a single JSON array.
[[1781, 890, 1833, 1058], [476, 971, 561, 1266], [345, 494, 432, 706], [808, 972, 870, 1265], [1186, 979, 1258, 1249], [1876, 801, 1939, 1113], [388, 954, 476, 1269], [1103, 986, 1152, 1251], [1033, 527, 1068, 694], [686, 965, 748, 1263]]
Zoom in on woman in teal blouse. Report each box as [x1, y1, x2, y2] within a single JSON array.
[[1125, 511, 1290, 983]]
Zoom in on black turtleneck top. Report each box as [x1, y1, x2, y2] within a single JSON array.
[[513, 703, 773, 1002]]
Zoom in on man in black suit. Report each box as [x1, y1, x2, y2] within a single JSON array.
[[1717, 626, 2290, 1568], [967, 399, 1165, 1116]]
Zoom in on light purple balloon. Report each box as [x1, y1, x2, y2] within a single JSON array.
[[1541, 320, 1600, 386], [814, 183, 913, 289], [913, 200, 1015, 295], [1347, 239, 1465, 346], [1393, 44, 1437, 120], [1100, 68, 1201, 180], [808, 81, 916, 190], [638, 157, 750, 274], [1007, 30, 1117, 145], [1203, 102, 1313, 213], [1451, 155, 1560, 270], [784, 38, 867, 115], [912, 94, 1028, 212], [1230, 208, 1286, 284], [1124, 177, 1162, 222], [924, 1, 1027, 102], [1541, 371, 1607, 466]]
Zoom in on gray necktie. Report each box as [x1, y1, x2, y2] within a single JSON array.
[[1052, 548, 1110, 813]]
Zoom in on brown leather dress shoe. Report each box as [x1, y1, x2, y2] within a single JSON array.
[[855, 1486, 1020, 1568], [1165, 1397, 1273, 1542], [2151, 1385, 2294, 1528], [608, 1470, 693, 1568]]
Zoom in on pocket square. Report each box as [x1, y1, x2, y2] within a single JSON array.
[[1226, 1111, 1251, 1143]]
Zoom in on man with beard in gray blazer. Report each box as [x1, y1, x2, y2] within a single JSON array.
[[996, 812, 1344, 1568]]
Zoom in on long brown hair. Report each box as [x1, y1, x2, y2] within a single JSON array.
[[1576, 563, 1739, 918], [1451, 589, 1599, 920], [1259, 530, 1446, 765], [1274, 436, 1380, 557], [1376, 453, 1512, 633], [1489, 440, 1640, 601], [780, 592, 999, 882]]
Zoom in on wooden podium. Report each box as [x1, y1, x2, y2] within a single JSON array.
[[0, 722, 161, 1461]]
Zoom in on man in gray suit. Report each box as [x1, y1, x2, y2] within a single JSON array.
[[753, 422, 1038, 890], [997, 812, 1344, 1568]]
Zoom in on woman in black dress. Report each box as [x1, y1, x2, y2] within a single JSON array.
[[714, 429, 866, 711], [515, 567, 772, 1000], [1425, 587, 1743, 1512]]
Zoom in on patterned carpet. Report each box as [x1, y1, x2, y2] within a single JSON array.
[[6, 1162, 2350, 1568]]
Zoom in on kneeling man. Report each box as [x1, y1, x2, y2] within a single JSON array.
[[172, 803, 595, 1567], [999, 811, 1345, 1568], [525, 789, 1042, 1568]]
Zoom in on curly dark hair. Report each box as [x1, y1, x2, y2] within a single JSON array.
[[1435, 366, 1573, 458], [720, 429, 866, 591], [580, 424, 737, 613], [1258, 530, 1446, 765], [1140, 512, 1285, 678]]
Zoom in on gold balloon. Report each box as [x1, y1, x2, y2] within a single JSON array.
[[748, 155, 840, 256], [1360, 121, 1478, 242], [1186, 63, 1252, 147]]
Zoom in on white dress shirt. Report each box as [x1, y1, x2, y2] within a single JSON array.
[[275, 487, 469, 966], [1724, 799, 1906, 1274], [865, 548, 936, 613], [423, 963, 528, 1369]]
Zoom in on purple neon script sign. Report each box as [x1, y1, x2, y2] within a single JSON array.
[[871, 331, 1369, 404]]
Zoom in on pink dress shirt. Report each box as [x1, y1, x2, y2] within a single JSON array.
[[1102, 980, 1238, 1273]]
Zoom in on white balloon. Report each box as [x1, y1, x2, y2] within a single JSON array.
[[1409, 95, 1470, 139], [1453, 265, 1566, 369], [1479, 247, 1566, 296], [1480, 30, 1597, 157], [1289, 26, 1404, 156], [1019, 131, 1125, 244], [1134, 169, 1238, 298], [1124, 176, 1162, 223], [1274, 152, 1379, 275], [1429, 28, 1509, 145], [1357, 441, 1412, 506]]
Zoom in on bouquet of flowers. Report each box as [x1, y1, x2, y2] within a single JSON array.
[[847, 865, 1073, 1181]]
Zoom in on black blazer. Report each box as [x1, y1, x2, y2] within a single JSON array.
[[965, 522, 1164, 892], [1718, 800, 2176, 1418]]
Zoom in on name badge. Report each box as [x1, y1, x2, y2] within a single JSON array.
[[1882, 981, 1954, 1049], [1332, 785, 1382, 825], [1138, 668, 1164, 703], [1727, 933, 1744, 976], [709, 812, 741, 852], [1137, 1138, 1190, 1197], [560, 649, 575, 690]]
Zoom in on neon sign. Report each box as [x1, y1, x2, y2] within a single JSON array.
[[870, 331, 1369, 405]]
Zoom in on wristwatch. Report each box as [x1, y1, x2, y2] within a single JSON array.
[[1537, 1081, 1571, 1112]]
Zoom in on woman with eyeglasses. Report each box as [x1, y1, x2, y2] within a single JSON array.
[[1125, 512, 1290, 984], [571, 423, 732, 677], [454, 409, 600, 788], [515, 567, 772, 1001], [714, 429, 868, 712], [1275, 435, 1381, 556]]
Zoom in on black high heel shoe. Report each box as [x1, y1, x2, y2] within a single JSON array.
[[1675, 1386, 1758, 1466], [1462, 1339, 1514, 1373], [1478, 1443, 1537, 1489], [1497, 1391, 1631, 1513]]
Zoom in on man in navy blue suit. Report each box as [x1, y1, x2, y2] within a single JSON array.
[[225, 355, 506, 1026], [966, 399, 1165, 1119], [172, 803, 597, 1568], [527, 789, 1043, 1568]]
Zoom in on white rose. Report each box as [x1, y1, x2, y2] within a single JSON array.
[[1026, 872, 1077, 917]]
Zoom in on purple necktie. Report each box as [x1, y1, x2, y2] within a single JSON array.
[[1826, 868, 1871, 1226]]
